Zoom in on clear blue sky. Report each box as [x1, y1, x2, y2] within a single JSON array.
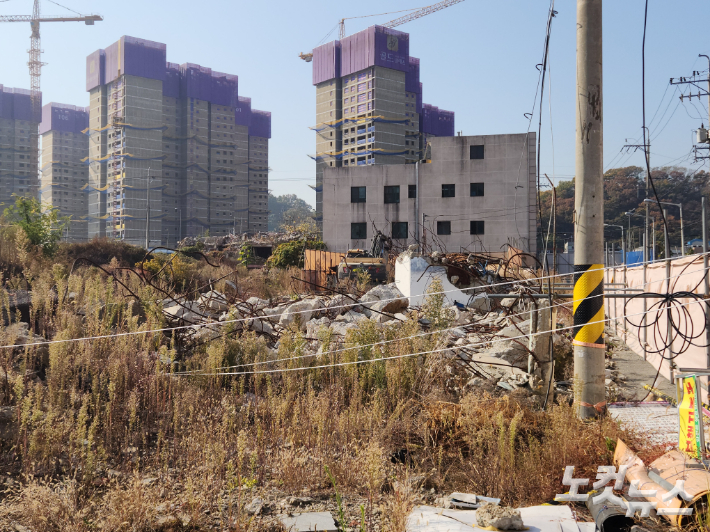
[[0, 0, 708, 209]]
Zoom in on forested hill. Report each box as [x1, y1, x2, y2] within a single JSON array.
[[539, 166, 710, 255]]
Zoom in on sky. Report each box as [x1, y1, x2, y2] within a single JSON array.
[[0, 0, 708, 209]]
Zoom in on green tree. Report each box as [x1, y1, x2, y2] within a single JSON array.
[[538, 166, 710, 257], [3, 195, 69, 257], [268, 194, 314, 231]]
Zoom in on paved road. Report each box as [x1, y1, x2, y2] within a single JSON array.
[[607, 329, 677, 402]]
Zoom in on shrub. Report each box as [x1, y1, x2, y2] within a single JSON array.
[[267, 239, 326, 269], [3, 195, 68, 257], [56, 238, 147, 268]]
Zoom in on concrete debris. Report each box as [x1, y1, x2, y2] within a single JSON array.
[[280, 512, 338, 532], [475, 503, 524, 530], [246, 497, 265, 515], [408, 505, 579, 532]]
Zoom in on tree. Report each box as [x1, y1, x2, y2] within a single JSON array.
[[538, 166, 710, 257], [3, 195, 69, 257], [268, 194, 314, 231]]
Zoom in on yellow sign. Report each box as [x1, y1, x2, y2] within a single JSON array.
[[679, 376, 702, 459]]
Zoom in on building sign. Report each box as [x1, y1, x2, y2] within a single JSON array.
[[679, 375, 703, 459], [387, 35, 399, 52]]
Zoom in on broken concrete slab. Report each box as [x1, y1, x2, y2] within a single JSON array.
[[407, 505, 580, 532], [476, 503, 524, 530], [280, 299, 324, 330], [280, 512, 337, 532]]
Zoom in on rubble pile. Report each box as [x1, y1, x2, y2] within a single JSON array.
[[159, 276, 575, 400], [177, 231, 311, 253]]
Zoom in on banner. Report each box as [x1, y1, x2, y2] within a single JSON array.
[[679, 375, 703, 459]]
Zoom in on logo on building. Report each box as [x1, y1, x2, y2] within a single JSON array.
[[387, 35, 399, 52]]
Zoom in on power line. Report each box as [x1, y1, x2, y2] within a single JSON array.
[[181, 295, 710, 378], [1, 254, 706, 352]]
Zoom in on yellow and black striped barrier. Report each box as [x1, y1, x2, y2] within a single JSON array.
[[573, 264, 605, 348]]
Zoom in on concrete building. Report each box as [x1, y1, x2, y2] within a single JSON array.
[[39, 103, 90, 242], [0, 85, 41, 210], [322, 134, 537, 256], [311, 26, 454, 222], [85, 36, 271, 247]]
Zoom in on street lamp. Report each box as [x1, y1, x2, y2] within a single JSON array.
[[643, 199, 684, 256], [604, 224, 625, 264]]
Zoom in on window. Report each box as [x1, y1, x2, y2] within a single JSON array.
[[358, 104, 366, 113], [470, 183, 485, 197], [358, 72, 367, 81], [442, 184, 455, 198], [351, 222, 367, 239], [408, 185, 417, 198], [437, 221, 451, 235], [351, 186, 366, 203], [384, 185, 400, 204], [392, 222, 408, 239], [470, 145, 484, 159], [358, 93, 366, 103], [358, 83, 366, 92], [470, 221, 485, 235]]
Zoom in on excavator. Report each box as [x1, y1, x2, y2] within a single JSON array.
[[335, 231, 391, 284]]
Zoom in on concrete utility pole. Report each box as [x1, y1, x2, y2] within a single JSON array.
[[573, 0, 605, 419]]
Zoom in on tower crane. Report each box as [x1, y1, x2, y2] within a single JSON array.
[[0, 0, 102, 190], [299, 0, 465, 62]]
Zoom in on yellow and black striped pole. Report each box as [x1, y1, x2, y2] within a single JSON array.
[[573, 264, 605, 348], [574, 0, 606, 419]]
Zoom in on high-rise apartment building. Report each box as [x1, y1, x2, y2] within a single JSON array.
[[85, 36, 270, 247], [311, 26, 454, 221], [39, 103, 90, 242], [0, 85, 41, 210]]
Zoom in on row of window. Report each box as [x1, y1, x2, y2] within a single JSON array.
[[350, 220, 485, 239], [351, 183, 485, 203]]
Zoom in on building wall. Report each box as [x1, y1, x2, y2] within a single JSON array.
[[87, 85, 108, 238], [86, 36, 271, 247], [39, 127, 89, 242], [0, 86, 40, 210], [311, 27, 451, 224], [248, 135, 269, 233], [322, 133, 537, 255]]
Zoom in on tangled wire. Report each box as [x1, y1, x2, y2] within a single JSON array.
[[624, 256, 710, 359]]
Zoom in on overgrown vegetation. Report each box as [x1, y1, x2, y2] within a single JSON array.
[[0, 237, 656, 531], [267, 238, 326, 269], [3, 195, 69, 257]]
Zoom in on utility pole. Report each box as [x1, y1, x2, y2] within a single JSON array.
[[670, 56, 710, 161], [573, 0, 605, 418]]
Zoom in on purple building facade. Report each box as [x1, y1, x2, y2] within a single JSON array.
[[86, 36, 271, 246], [0, 85, 42, 207], [39, 103, 90, 242], [311, 25, 454, 222]]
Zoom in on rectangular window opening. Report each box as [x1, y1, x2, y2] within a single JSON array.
[[442, 184, 455, 198], [392, 222, 408, 239], [470, 145, 484, 160], [351, 186, 366, 203], [470, 183, 485, 197], [384, 185, 400, 204], [351, 222, 367, 240], [437, 221, 451, 236], [408, 184, 417, 198], [470, 220, 485, 235]]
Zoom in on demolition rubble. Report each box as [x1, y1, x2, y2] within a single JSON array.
[[158, 249, 573, 400]]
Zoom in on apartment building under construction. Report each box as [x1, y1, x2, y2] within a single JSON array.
[[86, 36, 270, 247], [0, 85, 41, 210], [311, 26, 454, 221], [39, 103, 90, 242]]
